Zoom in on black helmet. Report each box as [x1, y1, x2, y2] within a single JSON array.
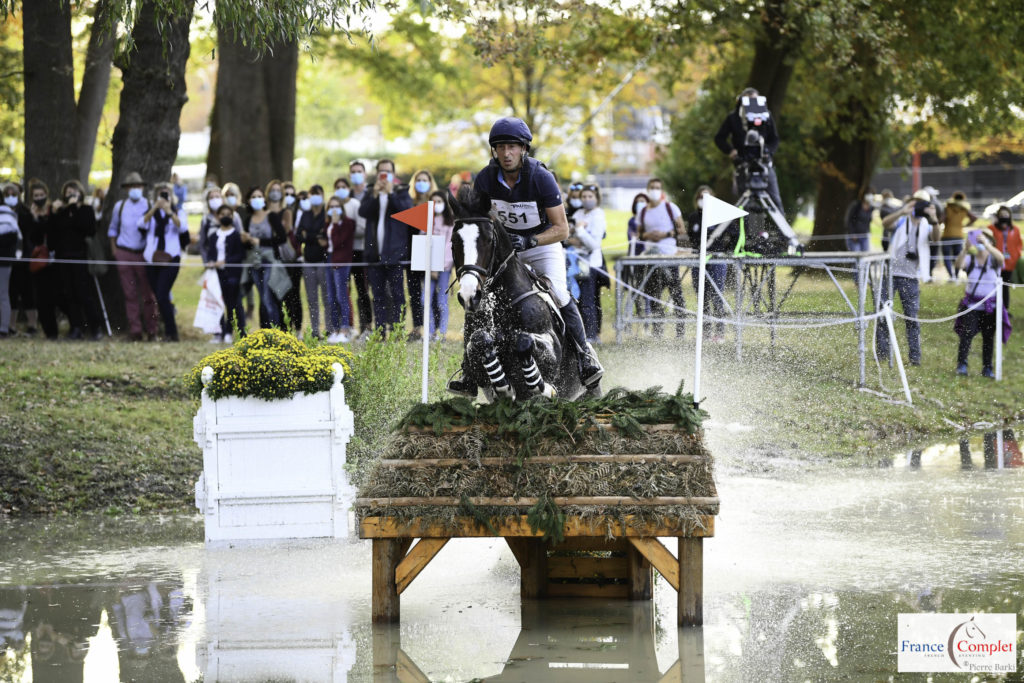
[[488, 117, 533, 149]]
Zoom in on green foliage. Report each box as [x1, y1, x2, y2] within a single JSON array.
[[396, 383, 707, 466], [526, 492, 566, 544], [458, 493, 498, 536], [184, 328, 353, 401]]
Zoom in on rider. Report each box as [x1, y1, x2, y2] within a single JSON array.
[[447, 116, 603, 395]]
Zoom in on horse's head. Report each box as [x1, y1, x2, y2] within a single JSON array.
[[450, 186, 512, 312]]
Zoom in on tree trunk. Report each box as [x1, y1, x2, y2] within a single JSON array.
[[22, 0, 78, 194], [206, 30, 297, 190], [809, 128, 880, 252], [102, 0, 193, 332], [744, 0, 800, 112], [76, 0, 115, 187]]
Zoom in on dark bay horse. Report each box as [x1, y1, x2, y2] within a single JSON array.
[[449, 195, 597, 402]]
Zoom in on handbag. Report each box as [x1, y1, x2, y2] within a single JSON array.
[[278, 239, 297, 263], [152, 250, 173, 263], [29, 244, 51, 273], [179, 229, 192, 250]]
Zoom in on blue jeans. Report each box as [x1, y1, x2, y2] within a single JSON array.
[[251, 262, 282, 327], [428, 270, 451, 336], [846, 235, 870, 252], [326, 264, 351, 332], [940, 239, 961, 278], [876, 275, 920, 363], [367, 262, 405, 330]]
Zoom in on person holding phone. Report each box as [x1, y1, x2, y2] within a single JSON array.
[[359, 159, 413, 336], [954, 225, 1007, 377], [140, 182, 187, 341], [108, 171, 158, 340], [41, 180, 103, 340]]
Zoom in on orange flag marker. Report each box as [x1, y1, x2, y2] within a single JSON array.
[[393, 202, 430, 232]]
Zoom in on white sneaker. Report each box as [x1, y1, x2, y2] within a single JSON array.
[[209, 334, 222, 344], [336, 331, 351, 343], [223, 333, 233, 344]]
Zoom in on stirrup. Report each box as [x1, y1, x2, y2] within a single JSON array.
[[579, 343, 603, 387], [447, 376, 479, 398]]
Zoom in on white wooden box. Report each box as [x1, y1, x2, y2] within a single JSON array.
[[193, 364, 356, 542]]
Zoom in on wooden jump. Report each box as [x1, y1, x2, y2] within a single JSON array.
[[360, 513, 714, 627]]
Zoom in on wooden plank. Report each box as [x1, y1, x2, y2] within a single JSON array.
[[628, 544, 653, 600], [360, 515, 716, 539], [378, 454, 708, 468], [356, 495, 719, 508], [550, 537, 630, 553], [404, 422, 685, 434], [547, 555, 629, 579], [395, 538, 449, 595], [504, 537, 530, 568], [628, 538, 680, 592], [396, 648, 431, 683], [372, 539, 404, 624], [546, 582, 630, 599], [521, 539, 547, 598], [678, 537, 703, 626]]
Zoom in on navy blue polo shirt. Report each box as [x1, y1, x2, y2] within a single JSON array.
[[473, 157, 562, 238]]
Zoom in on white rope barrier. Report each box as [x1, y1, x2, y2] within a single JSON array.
[[0, 255, 410, 268]]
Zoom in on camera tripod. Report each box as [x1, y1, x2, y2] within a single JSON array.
[[706, 161, 801, 255]]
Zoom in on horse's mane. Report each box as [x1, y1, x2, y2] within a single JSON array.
[[451, 185, 512, 258]]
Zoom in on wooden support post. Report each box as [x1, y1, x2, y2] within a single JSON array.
[[628, 537, 679, 591], [373, 538, 405, 623], [372, 624, 401, 682], [520, 539, 548, 599], [628, 543, 653, 600], [677, 537, 703, 626], [395, 538, 448, 594]]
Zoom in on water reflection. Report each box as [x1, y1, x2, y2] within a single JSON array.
[[894, 429, 1023, 470], [372, 601, 704, 683], [0, 580, 188, 682]]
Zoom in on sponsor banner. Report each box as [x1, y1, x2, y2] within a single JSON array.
[[898, 613, 1017, 673]]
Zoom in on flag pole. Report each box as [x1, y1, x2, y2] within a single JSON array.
[[421, 202, 434, 403]]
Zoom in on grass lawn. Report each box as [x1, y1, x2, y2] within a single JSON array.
[[1, 249, 1021, 514]]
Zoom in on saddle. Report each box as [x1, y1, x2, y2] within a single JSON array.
[[512, 263, 566, 339]]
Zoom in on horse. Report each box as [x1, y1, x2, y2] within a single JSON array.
[[449, 191, 599, 402]]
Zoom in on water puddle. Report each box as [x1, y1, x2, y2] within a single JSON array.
[[2, 434, 1023, 681]]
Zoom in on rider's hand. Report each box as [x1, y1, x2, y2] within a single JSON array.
[[729, 149, 738, 160], [509, 233, 537, 252]]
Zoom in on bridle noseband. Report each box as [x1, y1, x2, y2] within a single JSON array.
[[451, 218, 516, 294]]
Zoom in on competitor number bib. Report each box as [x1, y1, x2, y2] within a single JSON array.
[[491, 199, 543, 232]]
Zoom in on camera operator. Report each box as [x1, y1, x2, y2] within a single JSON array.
[[714, 87, 784, 214], [876, 198, 941, 366]]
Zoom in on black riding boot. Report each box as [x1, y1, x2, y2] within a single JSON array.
[[560, 301, 603, 386], [447, 355, 479, 397]]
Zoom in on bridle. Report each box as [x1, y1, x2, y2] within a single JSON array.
[[451, 218, 516, 294]]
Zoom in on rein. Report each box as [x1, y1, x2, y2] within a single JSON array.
[[450, 217, 517, 294]]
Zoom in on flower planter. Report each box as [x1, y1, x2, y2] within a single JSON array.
[[193, 363, 355, 542]]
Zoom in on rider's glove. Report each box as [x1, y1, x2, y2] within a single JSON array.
[[509, 233, 538, 252]]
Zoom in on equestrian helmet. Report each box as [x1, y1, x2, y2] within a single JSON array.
[[488, 117, 533, 149]]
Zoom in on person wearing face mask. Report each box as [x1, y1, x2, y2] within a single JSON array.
[[268, 179, 303, 332], [3, 182, 38, 336], [242, 186, 288, 329], [204, 204, 254, 341], [0, 183, 20, 337], [359, 159, 413, 337], [139, 183, 187, 341], [987, 206, 1022, 307], [90, 188, 105, 221], [565, 183, 583, 215], [40, 179, 104, 340], [108, 171, 158, 341], [639, 177, 688, 338], [403, 169, 438, 341], [623, 192, 651, 324], [325, 192, 356, 343], [876, 197, 941, 365], [565, 184, 606, 342], [686, 185, 728, 342], [426, 191, 455, 341], [297, 185, 331, 338], [954, 225, 1008, 378], [25, 180, 57, 338], [348, 161, 374, 339]]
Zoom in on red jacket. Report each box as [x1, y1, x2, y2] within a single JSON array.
[[327, 217, 355, 264], [991, 222, 1022, 273]]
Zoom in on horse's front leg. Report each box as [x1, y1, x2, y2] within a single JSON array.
[[468, 329, 515, 400], [515, 332, 556, 398]]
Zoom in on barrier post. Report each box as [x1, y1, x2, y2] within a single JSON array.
[[692, 227, 708, 408], [421, 204, 434, 403], [883, 302, 913, 405], [995, 283, 1003, 381]]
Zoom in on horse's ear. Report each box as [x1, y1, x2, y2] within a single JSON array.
[[453, 184, 490, 219]]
